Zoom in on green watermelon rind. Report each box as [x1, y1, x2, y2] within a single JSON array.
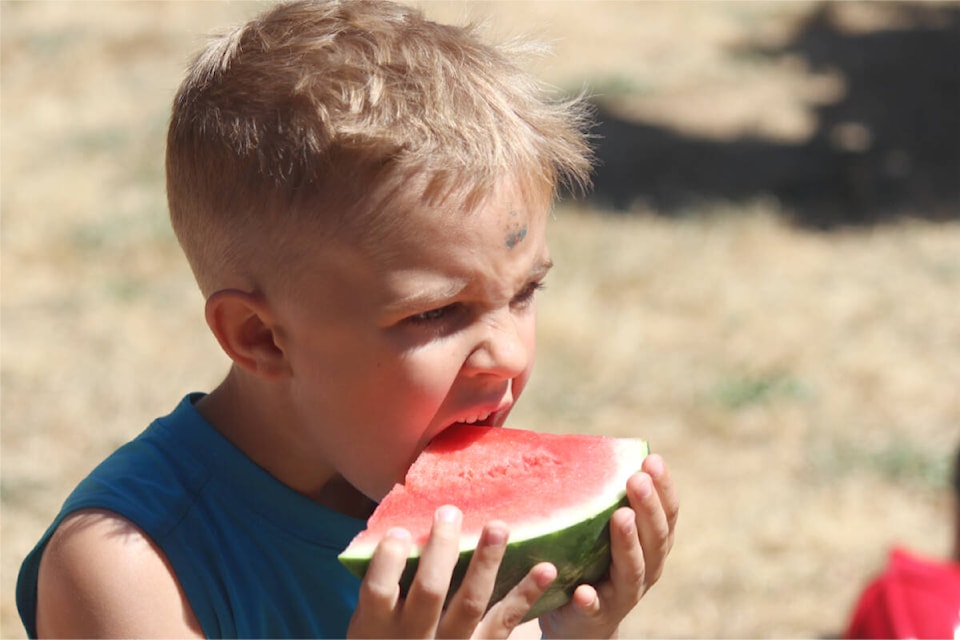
[[339, 438, 648, 622], [340, 492, 626, 622]]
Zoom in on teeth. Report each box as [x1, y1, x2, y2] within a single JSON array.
[[461, 411, 491, 425]]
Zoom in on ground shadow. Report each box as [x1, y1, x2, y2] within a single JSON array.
[[576, 3, 960, 229]]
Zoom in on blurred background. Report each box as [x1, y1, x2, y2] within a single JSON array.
[[2, 1, 958, 637]]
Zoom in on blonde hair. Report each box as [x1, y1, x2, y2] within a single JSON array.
[[166, 0, 594, 295]]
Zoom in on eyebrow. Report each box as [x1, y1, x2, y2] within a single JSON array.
[[382, 276, 469, 316], [384, 256, 554, 319], [531, 257, 554, 280]]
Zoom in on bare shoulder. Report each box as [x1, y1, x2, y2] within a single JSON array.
[[36, 508, 203, 638]]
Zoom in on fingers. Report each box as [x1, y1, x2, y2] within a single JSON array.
[[436, 521, 509, 638], [625, 454, 677, 588], [402, 505, 464, 636], [358, 526, 412, 608], [560, 459, 676, 638], [476, 562, 557, 639], [644, 453, 679, 553], [569, 582, 602, 617], [348, 505, 465, 639], [348, 462, 682, 640], [348, 527, 412, 638], [606, 506, 646, 606]]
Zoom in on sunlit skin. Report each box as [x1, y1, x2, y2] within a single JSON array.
[[201, 176, 677, 638], [35, 177, 678, 638], [198, 178, 554, 512]]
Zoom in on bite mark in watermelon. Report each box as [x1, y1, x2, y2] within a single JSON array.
[[338, 425, 648, 621]]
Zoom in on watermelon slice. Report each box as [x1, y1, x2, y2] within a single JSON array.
[[339, 425, 648, 621]]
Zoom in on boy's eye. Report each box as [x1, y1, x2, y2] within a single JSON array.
[[512, 281, 546, 308], [408, 304, 459, 325], [405, 281, 545, 327]]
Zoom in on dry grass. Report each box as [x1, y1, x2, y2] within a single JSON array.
[[529, 205, 958, 636], [2, 2, 958, 637]]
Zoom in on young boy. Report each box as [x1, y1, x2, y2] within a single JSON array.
[[17, 1, 678, 637]]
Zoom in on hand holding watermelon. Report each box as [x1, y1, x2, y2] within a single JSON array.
[[538, 453, 678, 640], [348, 506, 561, 638], [341, 426, 679, 639]]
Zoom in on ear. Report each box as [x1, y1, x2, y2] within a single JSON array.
[[204, 289, 292, 381]]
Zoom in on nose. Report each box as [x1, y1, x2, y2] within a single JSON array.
[[463, 309, 532, 379]]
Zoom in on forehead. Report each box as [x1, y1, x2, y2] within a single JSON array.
[[371, 189, 551, 313], [363, 174, 552, 248], [272, 177, 551, 324]]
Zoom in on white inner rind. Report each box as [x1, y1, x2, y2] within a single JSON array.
[[341, 438, 648, 559]]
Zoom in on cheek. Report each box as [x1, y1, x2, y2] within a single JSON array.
[[513, 315, 539, 394], [390, 350, 464, 406], [348, 356, 462, 495], [343, 344, 459, 431]]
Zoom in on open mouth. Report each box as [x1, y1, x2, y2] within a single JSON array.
[[455, 410, 495, 427], [453, 399, 513, 428]]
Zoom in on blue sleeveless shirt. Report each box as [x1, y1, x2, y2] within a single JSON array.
[[17, 393, 366, 638]]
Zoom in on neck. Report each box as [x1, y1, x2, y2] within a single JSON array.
[[196, 369, 375, 519]]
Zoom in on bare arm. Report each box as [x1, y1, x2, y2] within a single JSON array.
[[36, 509, 203, 639]]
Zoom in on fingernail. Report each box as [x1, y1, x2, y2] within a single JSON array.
[[485, 526, 508, 547], [386, 527, 411, 540], [635, 473, 653, 499], [645, 454, 664, 477], [536, 563, 558, 588], [436, 505, 462, 524], [619, 510, 636, 536]]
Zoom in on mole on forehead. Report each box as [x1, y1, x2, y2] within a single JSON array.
[[504, 210, 528, 249]]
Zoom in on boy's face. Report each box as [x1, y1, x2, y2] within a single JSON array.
[[273, 179, 551, 502]]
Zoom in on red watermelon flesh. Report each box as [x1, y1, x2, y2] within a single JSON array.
[[339, 424, 649, 620]]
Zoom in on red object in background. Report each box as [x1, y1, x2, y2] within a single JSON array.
[[845, 547, 960, 639]]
